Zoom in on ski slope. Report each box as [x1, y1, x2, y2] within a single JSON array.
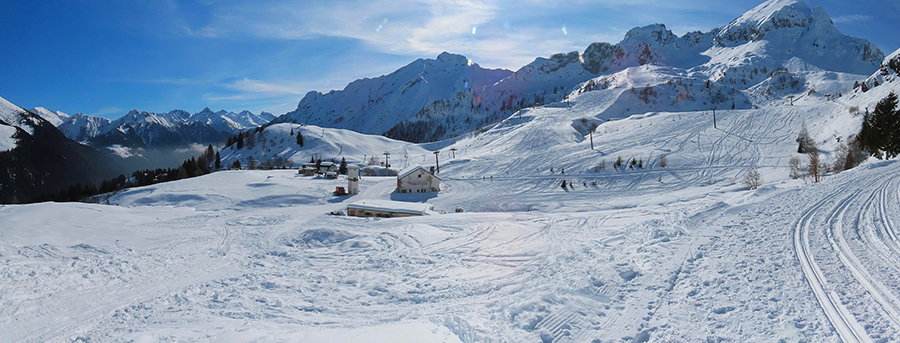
[[3, 45, 900, 343], [2, 157, 899, 342]]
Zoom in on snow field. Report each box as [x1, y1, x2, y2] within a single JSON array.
[[3, 156, 899, 342], [0, 124, 17, 152], [3, 50, 900, 341]]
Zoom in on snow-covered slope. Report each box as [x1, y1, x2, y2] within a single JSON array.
[[2, 38, 900, 342], [714, 0, 882, 74], [4, 1, 900, 340], [0, 96, 125, 202], [272, 0, 882, 143], [58, 113, 114, 144], [4, 116, 900, 341], [28, 107, 69, 127], [219, 123, 434, 170], [275, 52, 512, 140], [0, 96, 43, 136]]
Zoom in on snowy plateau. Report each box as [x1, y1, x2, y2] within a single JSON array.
[[4, 1, 900, 342]]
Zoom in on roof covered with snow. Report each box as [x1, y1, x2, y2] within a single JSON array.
[[399, 166, 440, 180], [346, 200, 433, 215]]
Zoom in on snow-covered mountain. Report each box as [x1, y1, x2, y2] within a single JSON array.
[[273, 52, 512, 141], [0, 96, 123, 203], [273, 0, 883, 143], [55, 107, 274, 150], [28, 107, 69, 127], [192, 107, 276, 133], [58, 113, 115, 143]]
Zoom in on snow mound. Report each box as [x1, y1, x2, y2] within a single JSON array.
[[281, 228, 358, 248]]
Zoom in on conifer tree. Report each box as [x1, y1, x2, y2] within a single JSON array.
[[797, 122, 814, 153], [215, 151, 221, 170], [859, 92, 899, 159]]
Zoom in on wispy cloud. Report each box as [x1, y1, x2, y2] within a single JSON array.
[[832, 14, 873, 24], [202, 78, 312, 114], [226, 79, 306, 96], [171, 0, 588, 70], [147, 78, 211, 85], [170, 0, 742, 71], [90, 107, 125, 116]]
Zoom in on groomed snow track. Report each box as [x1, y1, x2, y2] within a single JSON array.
[[795, 172, 900, 342]]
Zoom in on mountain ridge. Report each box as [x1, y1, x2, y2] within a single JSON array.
[[271, 0, 883, 143], [0, 96, 124, 203]]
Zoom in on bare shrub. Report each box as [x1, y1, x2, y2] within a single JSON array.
[[789, 156, 802, 179], [743, 168, 762, 190]]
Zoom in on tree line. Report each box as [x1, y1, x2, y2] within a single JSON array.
[[32, 145, 221, 203]]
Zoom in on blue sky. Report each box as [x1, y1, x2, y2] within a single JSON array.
[[1, 0, 897, 119]]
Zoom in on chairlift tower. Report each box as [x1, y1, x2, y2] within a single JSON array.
[[433, 150, 440, 174], [383, 151, 391, 168]]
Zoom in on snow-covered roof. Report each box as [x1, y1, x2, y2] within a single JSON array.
[[399, 166, 440, 180], [347, 200, 433, 216]]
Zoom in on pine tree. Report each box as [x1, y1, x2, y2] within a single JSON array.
[[215, 151, 221, 170], [290, 128, 294, 136], [237, 135, 244, 149], [859, 92, 899, 159], [561, 180, 567, 188], [297, 131, 304, 147], [339, 157, 348, 174], [797, 122, 814, 153], [881, 93, 900, 158]]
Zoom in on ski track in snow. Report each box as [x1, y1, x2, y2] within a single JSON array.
[[794, 170, 900, 343], [4, 52, 900, 340]]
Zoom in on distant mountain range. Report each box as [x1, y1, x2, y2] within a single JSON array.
[[272, 0, 883, 142], [0, 99, 276, 203], [45, 107, 275, 149], [0, 96, 123, 203]]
